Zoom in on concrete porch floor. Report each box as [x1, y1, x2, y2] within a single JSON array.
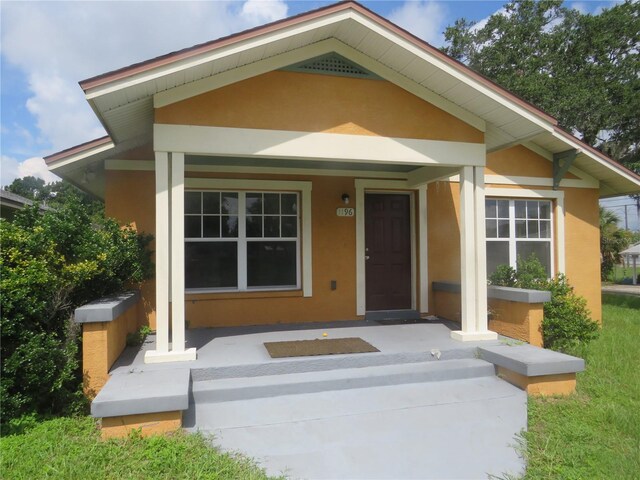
[[111, 319, 504, 374]]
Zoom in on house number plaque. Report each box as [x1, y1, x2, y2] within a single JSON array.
[[336, 207, 355, 217]]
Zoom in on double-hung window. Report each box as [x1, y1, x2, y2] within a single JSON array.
[[185, 191, 299, 291], [486, 198, 553, 277]]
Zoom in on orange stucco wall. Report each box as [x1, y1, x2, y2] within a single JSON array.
[[563, 187, 601, 321], [426, 147, 601, 322], [106, 169, 387, 328], [155, 70, 483, 144], [104, 72, 602, 328], [100, 411, 182, 439], [486, 145, 578, 179]]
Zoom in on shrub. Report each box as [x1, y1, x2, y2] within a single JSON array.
[[126, 325, 153, 347], [0, 196, 152, 428], [489, 254, 599, 352]]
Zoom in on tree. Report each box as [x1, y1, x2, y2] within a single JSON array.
[[0, 199, 152, 427], [443, 0, 640, 174], [5, 176, 103, 215], [599, 207, 633, 280]]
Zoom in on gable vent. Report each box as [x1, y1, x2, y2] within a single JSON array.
[[283, 53, 380, 80]]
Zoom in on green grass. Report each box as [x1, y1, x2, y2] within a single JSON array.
[[0, 416, 280, 480], [523, 293, 640, 479]]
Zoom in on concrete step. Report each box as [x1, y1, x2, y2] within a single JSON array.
[[191, 358, 495, 404], [190, 348, 478, 382]]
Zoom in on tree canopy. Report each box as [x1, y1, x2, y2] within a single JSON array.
[[4, 176, 103, 214], [443, 0, 639, 174]]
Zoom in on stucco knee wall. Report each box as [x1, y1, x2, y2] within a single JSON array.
[[81, 301, 139, 398]]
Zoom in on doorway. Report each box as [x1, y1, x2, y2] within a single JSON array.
[[364, 193, 412, 311]]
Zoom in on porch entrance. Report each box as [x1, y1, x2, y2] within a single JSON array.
[[364, 193, 412, 311]]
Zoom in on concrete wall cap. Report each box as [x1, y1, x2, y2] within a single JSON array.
[[91, 368, 190, 418], [432, 282, 551, 304], [478, 344, 585, 377], [74, 290, 140, 324], [487, 285, 551, 304]]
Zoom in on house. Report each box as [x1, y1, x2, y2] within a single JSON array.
[[46, 0, 640, 369], [620, 243, 640, 285], [0, 189, 50, 219]]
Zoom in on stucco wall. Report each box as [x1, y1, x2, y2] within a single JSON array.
[[155, 70, 483, 143], [425, 147, 602, 322]]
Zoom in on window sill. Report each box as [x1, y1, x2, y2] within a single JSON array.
[[185, 289, 304, 301]]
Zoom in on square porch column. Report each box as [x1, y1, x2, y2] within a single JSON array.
[[451, 166, 498, 341], [145, 152, 196, 363]]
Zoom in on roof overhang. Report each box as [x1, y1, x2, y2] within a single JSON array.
[[46, 0, 640, 199]]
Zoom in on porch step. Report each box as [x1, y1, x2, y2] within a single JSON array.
[[191, 358, 495, 404], [190, 349, 478, 382]]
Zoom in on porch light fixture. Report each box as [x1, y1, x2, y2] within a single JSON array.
[[341, 193, 350, 205]]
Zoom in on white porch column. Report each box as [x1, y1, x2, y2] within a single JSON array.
[[451, 166, 497, 341], [152, 151, 170, 354], [145, 151, 196, 363]]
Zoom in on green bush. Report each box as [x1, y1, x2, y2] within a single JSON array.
[[0, 196, 152, 428], [489, 254, 599, 352]]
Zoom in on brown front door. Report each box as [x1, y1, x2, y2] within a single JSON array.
[[365, 193, 412, 311]]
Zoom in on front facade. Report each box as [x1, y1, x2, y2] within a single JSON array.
[[46, 2, 640, 363]]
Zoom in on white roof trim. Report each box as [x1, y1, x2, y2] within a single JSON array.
[[84, 10, 353, 100], [48, 141, 115, 170]]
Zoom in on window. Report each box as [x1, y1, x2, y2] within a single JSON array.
[[185, 191, 299, 291], [486, 198, 553, 277]]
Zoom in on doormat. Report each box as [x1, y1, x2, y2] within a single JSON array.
[[264, 337, 379, 358]]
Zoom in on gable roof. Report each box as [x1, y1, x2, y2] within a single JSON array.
[[45, 0, 640, 198]]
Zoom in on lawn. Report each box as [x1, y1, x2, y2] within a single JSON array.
[[0, 417, 279, 480], [523, 293, 640, 479]]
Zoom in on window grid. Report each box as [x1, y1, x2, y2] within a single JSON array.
[[185, 190, 300, 292], [486, 198, 554, 276]]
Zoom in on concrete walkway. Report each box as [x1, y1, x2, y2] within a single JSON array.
[[186, 364, 527, 479], [602, 284, 640, 296]]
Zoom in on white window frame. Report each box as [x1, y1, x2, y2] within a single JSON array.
[[184, 178, 312, 296], [485, 188, 565, 276]]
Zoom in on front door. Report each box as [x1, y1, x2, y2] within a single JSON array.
[[365, 193, 412, 311]]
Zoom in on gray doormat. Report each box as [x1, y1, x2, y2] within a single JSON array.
[[264, 337, 379, 358]]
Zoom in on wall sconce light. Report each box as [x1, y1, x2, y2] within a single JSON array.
[[341, 193, 350, 205]]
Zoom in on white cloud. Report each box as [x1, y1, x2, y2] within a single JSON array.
[[471, 7, 508, 33], [241, 0, 288, 24], [1, 156, 21, 187], [570, 2, 589, 13], [0, 155, 59, 187], [18, 157, 60, 184], [388, 1, 448, 46], [0, 1, 289, 156]]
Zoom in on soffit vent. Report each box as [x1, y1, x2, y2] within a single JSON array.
[[283, 53, 381, 80]]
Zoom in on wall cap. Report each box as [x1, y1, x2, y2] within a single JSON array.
[[74, 290, 140, 324], [432, 281, 551, 304], [91, 368, 190, 418], [479, 344, 585, 377]]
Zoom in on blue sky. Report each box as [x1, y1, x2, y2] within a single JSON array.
[[0, 0, 618, 188]]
